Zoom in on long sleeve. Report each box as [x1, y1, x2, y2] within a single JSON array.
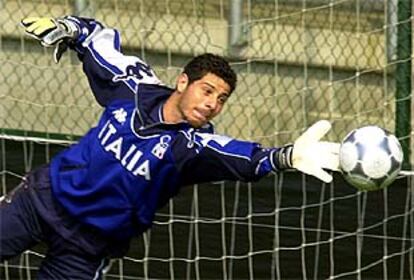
[[171, 130, 281, 185], [64, 16, 162, 106]]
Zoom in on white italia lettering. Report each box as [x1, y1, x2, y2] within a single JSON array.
[[101, 123, 117, 145], [98, 120, 110, 139], [133, 160, 151, 180], [97, 120, 152, 180], [104, 137, 123, 160], [126, 150, 143, 171], [121, 144, 137, 166]]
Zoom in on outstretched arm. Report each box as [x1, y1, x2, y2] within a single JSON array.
[[21, 16, 162, 107], [173, 120, 339, 185]]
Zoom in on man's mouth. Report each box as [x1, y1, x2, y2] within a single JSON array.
[[193, 109, 209, 122]]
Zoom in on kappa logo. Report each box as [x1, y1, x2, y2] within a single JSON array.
[[112, 62, 154, 83], [112, 108, 127, 124]]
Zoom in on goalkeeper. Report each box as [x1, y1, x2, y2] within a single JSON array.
[[0, 16, 340, 279]]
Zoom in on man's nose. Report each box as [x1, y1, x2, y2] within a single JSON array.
[[205, 95, 218, 111]]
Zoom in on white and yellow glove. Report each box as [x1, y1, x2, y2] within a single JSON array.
[[275, 120, 340, 183], [21, 17, 78, 63]]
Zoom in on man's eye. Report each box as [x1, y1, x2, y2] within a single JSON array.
[[218, 96, 228, 104]]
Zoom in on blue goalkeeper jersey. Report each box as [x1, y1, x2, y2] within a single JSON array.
[[49, 17, 282, 240]]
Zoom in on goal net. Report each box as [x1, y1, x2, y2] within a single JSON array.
[[1, 0, 413, 279]]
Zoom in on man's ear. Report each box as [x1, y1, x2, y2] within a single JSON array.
[[176, 73, 189, 93]]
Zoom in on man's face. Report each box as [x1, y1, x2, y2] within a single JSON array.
[[177, 73, 231, 128]]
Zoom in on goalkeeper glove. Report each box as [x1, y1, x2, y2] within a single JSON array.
[[21, 17, 79, 63], [275, 120, 340, 183]]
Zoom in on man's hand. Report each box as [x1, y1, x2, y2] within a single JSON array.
[[292, 120, 340, 183], [21, 17, 78, 63], [274, 120, 340, 183]]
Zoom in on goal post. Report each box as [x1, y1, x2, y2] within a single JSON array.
[[1, 0, 413, 279], [395, 0, 412, 170]]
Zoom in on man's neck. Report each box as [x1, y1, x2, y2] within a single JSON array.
[[162, 91, 183, 124]]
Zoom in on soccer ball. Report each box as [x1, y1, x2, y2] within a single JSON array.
[[339, 126, 403, 191]]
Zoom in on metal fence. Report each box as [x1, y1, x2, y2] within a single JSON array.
[[1, 1, 413, 279], [0, 0, 412, 163]]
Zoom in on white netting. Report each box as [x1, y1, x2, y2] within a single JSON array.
[[1, 0, 413, 279]]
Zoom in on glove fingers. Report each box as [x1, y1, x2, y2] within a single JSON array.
[[29, 24, 54, 37], [314, 170, 333, 183], [320, 152, 340, 171], [319, 142, 340, 170], [292, 121, 337, 183], [21, 17, 40, 27], [25, 18, 57, 37], [308, 168, 333, 183], [297, 120, 332, 143], [296, 163, 333, 183], [320, 141, 340, 151]]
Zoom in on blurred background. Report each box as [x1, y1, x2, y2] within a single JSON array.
[[1, 0, 412, 158], [0, 0, 413, 279]]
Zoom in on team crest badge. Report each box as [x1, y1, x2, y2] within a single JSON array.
[[152, 135, 171, 159]]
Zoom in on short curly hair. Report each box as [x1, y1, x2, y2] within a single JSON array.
[[183, 53, 237, 93]]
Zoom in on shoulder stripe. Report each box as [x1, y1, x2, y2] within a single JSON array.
[[88, 39, 138, 93]]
